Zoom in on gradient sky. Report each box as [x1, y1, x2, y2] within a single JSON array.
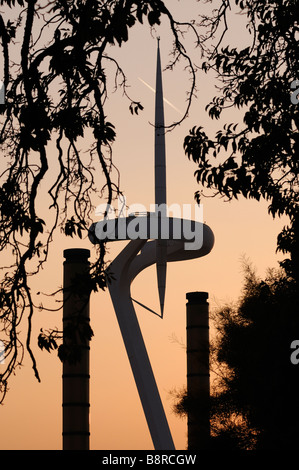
[[0, 1, 289, 450]]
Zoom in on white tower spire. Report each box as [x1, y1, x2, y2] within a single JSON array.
[[155, 38, 167, 317], [155, 37, 166, 209], [88, 37, 215, 453]]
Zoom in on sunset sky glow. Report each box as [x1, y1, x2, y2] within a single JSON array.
[[0, 0, 289, 450]]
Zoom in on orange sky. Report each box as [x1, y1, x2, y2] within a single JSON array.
[[0, 1, 289, 450]]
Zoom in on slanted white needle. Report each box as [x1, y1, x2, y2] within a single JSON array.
[[154, 38, 167, 318]]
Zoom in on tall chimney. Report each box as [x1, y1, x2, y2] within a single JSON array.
[[62, 248, 91, 450], [186, 291, 210, 450]]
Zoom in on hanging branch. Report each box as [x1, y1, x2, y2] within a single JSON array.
[[0, 0, 206, 402]]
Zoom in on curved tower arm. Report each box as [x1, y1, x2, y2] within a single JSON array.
[[106, 226, 214, 450], [106, 239, 175, 450]]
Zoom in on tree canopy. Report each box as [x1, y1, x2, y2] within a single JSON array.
[[0, 0, 201, 402], [173, 260, 299, 450], [174, 0, 299, 449], [184, 0, 299, 277], [209, 262, 299, 450]]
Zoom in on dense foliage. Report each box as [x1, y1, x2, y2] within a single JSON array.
[[184, 0, 299, 274], [209, 263, 299, 450], [173, 262, 299, 450], [176, 0, 299, 449]]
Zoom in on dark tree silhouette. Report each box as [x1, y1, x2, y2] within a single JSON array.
[[174, 0, 299, 449], [183, 0, 299, 277], [210, 262, 299, 450], [0, 0, 202, 402], [173, 261, 299, 450]]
